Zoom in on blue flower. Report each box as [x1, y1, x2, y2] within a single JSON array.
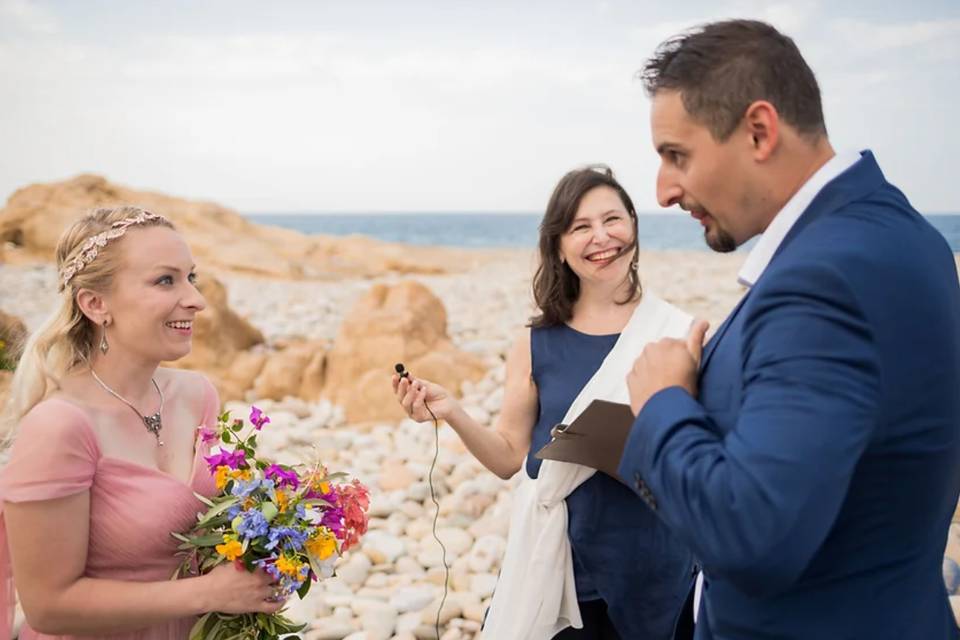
[[265, 525, 310, 552], [236, 509, 269, 540]]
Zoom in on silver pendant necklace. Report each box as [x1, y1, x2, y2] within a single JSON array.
[[90, 368, 165, 446]]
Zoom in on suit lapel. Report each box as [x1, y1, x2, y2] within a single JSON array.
[[700, 289, 751, 373]]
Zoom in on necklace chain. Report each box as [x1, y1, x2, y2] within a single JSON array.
[[90, 369, 165, 447]]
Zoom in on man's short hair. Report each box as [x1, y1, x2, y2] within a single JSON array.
[[642, 19, 827, 141]]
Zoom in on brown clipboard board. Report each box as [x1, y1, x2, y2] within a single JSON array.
[[533, 399, 635, 485]]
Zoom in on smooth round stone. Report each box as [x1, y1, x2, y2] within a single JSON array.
[[396, 611, 424, 633], [420, 597, 463, 625], [306, 620, 359, 640], [434, 528, 474, 556], [365, 572, 391, 589], [466, 535, 507, 573], [396, 556, 427, 576], [363, 531, 407, 564], [358, 602, 398, 640], [390, 584, 439, 613], [400, 500, 426, 518], [469, 573, 499, 599], [338, 553, 373, 587]]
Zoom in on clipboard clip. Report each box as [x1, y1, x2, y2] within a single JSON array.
[[549, 422, 581, 440]]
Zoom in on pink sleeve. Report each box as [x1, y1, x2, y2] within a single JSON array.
[[0, 399, 99, 503], [0, 399, 99, 639]]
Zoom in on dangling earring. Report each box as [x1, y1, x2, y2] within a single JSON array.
[[99, 319, 110, 355]]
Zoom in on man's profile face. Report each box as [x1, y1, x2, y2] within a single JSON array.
[[650, 90, 753, 252]]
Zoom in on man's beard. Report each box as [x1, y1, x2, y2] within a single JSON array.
[[705, 225, 737, 253]]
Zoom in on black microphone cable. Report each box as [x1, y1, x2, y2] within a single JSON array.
[[396, 363, 450, 639]]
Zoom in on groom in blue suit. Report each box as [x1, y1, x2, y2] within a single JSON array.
[[619, 20, 960, 639]]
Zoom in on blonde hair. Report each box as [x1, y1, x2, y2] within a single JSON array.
[[0, 206, 175, 447]]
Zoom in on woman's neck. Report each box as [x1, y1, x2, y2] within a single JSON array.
[[570, 277, 640, 333], [88, 350, 161, 408]]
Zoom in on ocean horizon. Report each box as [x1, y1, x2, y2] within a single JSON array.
[[245, 212, 960, 253]]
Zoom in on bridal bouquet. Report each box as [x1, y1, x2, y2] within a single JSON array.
[[173, 406, 370, 640]]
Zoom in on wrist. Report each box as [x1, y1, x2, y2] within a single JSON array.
[[186, 574, 215, 615]]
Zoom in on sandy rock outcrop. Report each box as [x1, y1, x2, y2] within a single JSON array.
[[0, 174, 487, 279], [322, 280, 486, 422]]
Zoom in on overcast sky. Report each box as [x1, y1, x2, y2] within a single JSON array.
[[1, 0, 957, 214]]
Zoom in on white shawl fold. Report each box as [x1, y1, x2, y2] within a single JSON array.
[[481, 292, 692, 640]]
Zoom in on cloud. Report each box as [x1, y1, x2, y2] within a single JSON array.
[[0, 0, 58, 35], [828, 18, 960, 58]]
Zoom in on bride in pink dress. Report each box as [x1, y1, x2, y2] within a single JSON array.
[[0, 207, 284, 639]]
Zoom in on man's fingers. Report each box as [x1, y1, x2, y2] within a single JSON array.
[[686, 319, 710, 362]]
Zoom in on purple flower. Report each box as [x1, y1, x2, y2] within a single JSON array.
[[199, 427, 219, 444], [250, 406, 271, 431], [204, 449, 247, 472], [320, 506, 345, 536], [265, 464, 300, 490]]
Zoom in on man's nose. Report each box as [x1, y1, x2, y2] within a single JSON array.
[[656, 166, 683, 208]]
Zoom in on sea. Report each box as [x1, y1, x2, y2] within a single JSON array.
[[245, 212, 960, 253]]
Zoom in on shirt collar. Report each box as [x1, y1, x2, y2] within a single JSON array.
[[737, 149, 862, 288]]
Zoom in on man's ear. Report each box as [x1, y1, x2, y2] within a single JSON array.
[[743, 100, 780, 161], [76, 288, 110, 326]]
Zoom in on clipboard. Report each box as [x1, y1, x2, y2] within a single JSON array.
[[534, 399, 636, 485]]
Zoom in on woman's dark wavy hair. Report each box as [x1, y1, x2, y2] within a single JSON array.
[[529, 165, 641, 328]]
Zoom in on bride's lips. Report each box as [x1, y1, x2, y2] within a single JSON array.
[[164, 319, 193, 336]]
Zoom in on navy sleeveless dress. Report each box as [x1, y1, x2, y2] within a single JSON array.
[[528, 323, 695, 639]]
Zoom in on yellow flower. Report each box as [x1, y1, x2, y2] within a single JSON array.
[[215, 536, 244, 561], [319, 481, 330, 494], [274, 489, 289, 513], [275, 554, 305, 578], [306, 528, 338, 561], [230, 468, 252, 482], [214, 465, 231, 490]]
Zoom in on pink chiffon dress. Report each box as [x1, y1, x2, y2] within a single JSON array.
[[0, 378, 219, 640]]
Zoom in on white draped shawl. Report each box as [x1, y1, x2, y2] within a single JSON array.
[[481, 292, 692, 640]]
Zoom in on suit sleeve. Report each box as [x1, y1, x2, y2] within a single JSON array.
[[618, 261, 881, 595]]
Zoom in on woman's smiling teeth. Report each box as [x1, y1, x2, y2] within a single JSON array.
[[165, 320, 192, 330], [586, 247, 621, 262]]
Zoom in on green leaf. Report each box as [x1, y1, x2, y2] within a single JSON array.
[[231, 420, 244, 433], [222, 431, 233, 444], [189, 612, 213, 640], [195, 496, 241, 528], [193, 491, 216, 508], [186, 533, 225, 547], [260, 501, 279, 522], [297, 577, 312, 599]]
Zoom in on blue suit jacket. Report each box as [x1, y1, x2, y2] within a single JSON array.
[[619, 151, 960, 639]]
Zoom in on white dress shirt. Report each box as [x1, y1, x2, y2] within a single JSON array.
[[737, 150, 862, 287]]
